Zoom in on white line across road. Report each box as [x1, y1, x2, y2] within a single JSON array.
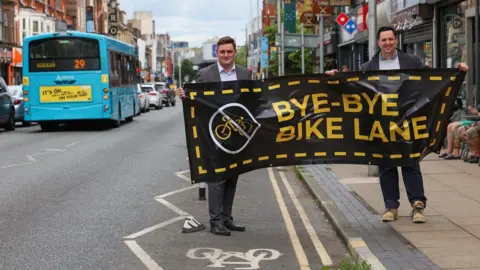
[[124, 240, 164, 270], [123, 216, 186, 240]]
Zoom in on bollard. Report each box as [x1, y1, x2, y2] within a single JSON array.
[[198, 182, 206, 201], [368, 165, 379, 177]]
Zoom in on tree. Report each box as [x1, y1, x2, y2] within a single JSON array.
[[263, 9, 318, 76], [235, 46, 247, 67], [177, 59, 195, 83]]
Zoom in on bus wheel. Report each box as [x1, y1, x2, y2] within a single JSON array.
[[111, 119, 121, 128]]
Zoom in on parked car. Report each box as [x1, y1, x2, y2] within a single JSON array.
[[7, 85, 30, 126], [0, 76, 15, 131], [154, 82, 176, 107], [141, 84, 163, 110], [136, 84, 150, 113]]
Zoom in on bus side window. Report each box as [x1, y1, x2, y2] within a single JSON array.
[[109, 51, 118, 87]]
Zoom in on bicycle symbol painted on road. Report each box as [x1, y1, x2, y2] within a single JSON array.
[[208, 103, 261, 154], [214, 116, 254, 141], [186, 247, 281, 269]]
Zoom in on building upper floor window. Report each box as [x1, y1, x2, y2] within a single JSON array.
[[56, 0, 61, 10]]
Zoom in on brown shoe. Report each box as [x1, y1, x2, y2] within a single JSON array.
[[382, 209, 398, 222], [411, 201, 426, 223]]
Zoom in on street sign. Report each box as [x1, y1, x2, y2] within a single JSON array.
[[275, 33, 319, 49], [300, 11, 317, 27], [318, 6, 333, 17], [343, 20, 357, 34], [109, 26, 118, 35], [335, 12, 350, 27], [329, 0, 352, 6]]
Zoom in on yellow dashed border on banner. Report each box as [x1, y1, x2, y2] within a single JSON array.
[[430, 76, 442, 81], [269, 84, 281, 90], [388, 76, 401, 81], [347, 77, 359, 82], [190, 106, 195, 118], [222, 89, 234, 94], [328, 80, 340, 84], [409, 76, 421, 80], [203, 151, 424, 174], [288, 81, 301, 86], [445, 87, 452, 96], [308, 80, 320, 84]]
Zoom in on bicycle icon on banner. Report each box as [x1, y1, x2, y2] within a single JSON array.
[[214, 116, 254, 141]]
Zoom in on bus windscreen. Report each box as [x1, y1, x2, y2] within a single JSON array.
[[29, 37, 101, 72]]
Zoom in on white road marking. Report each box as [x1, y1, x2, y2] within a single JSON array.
[[65, 141, 80, 148], [155, 198, 190, 216], [279, 171, 333, 266], [26, 155, 36, 162], [123, 216, 186, 239], [124, 240, 164, 270], [0, 162, 32, 169], [267, 167, 310, 270], [154, 185, 198, 199], [174, 171, 192, 183]]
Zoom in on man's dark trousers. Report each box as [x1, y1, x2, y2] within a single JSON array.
[[379, 163, 427, 209], [208, 176, 238, 223]]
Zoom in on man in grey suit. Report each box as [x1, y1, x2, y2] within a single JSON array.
[[179, 36, 252, 236]]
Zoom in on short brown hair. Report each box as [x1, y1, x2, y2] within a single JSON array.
[[217, 36, 236, 51]]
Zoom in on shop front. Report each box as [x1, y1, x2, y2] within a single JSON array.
[[323, 32, 338, 71], [0, 46, 23, 85], [391, 3, 434, 67]]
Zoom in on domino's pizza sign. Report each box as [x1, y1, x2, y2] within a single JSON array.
[[335, 12, 358, 35]]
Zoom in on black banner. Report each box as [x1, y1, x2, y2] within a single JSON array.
[[182, 69, 465, 184]]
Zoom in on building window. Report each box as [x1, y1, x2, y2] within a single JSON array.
[[56, 0, 61, 10], [32, 20, 40, 35], [22, 18, 27, 41], [3, 12, 8, 42]]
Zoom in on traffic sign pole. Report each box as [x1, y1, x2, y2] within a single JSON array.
[[368, 0, 379, 177], [277, 0, 281, 76], [319, 16, 324, 74], [301, 23, 305, 74]]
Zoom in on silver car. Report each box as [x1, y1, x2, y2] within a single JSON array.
[[7, 85, 30, 126], [136, 84, 150, 113]]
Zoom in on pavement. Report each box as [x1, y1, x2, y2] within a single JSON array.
[[0, 101, 351, 270], [297, 153, 480, 269]]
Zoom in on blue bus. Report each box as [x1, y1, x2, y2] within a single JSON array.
[[22, 31, 140, 130]]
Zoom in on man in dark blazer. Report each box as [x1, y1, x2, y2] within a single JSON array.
[[326, 26, 469, 224], [179, 36, 252, 236]]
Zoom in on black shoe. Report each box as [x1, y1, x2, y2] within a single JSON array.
[[224, 219, 245, 231], [210, 222, 231, 236]]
